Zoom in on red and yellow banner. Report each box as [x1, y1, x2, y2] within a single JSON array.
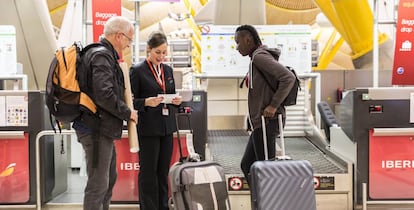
[[392, 0, 414, 85], [92, 0, 121, 42]]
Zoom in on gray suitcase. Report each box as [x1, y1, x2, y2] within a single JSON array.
[[169, 113, 231, 210], [249, 115, 316, 210], [169, 160, 231, 210]]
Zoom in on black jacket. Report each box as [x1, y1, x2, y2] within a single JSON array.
[[76, 38, 131, 139], [129, 60, 178, 136], [248, 46, 295, 129]]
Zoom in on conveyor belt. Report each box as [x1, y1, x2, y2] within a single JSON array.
[[207, 130, 347, 175]]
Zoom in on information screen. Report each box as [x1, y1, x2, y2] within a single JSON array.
[[200, 25, 312, 77]]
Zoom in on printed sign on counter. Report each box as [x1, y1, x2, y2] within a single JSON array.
[[0, 25, 17, 75], [6, 95, 28, 126], [0, 94, 28, 127]]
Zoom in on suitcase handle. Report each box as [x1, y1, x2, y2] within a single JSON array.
[[261, 115, 269, 160], [175, 113, 194, 162], [278, 114, 287, 158], [277, 114, 291, 160], [261, 114, 291, 161]]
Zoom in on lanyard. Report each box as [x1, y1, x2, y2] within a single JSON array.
[[147, 59, 165, 93]]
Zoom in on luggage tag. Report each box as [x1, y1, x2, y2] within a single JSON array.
[[185, 132, 201, 161]]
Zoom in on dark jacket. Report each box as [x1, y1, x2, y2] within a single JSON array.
[[129, 60, 178, 136], [248, 45, 296, 129], [75, 38, 131, 139]]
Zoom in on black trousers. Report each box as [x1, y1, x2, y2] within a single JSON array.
[[240, 118, 281, 185], [138, 134, 173, 210]]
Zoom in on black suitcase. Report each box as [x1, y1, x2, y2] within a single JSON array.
[[249, 115, 316, 210]]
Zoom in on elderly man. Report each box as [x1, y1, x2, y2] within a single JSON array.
[[72, 16, 138, 210]]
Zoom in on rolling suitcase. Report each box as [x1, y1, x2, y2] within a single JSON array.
[[249, 115, 316, 210], [169, 113, 231, 210]]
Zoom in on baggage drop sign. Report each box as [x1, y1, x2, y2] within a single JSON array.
[[392, 0, 414, 85], [92, 0, 121, 42]]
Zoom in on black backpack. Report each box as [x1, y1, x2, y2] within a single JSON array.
[[46, 42, 102, 131], [280, 66, 301, 106]]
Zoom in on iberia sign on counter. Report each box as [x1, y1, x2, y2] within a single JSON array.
[[112, 134, 189, 201], [369, 129, 414, 199]]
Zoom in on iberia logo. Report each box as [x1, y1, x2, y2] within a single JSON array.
[[0, 163, 16, 177]]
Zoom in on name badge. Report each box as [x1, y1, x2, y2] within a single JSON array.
[[162, 107, 169, 116]]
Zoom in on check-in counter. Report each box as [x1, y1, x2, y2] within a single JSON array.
[[338, 87, 414, 205], [0, 91, 63, 205]]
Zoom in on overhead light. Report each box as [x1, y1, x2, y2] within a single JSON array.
[[168, 12, 191, 21]]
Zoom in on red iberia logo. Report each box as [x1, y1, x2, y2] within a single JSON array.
[[0, 163, 16, 177]]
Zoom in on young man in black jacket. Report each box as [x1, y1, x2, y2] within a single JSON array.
[[73, 16, 138, 210], [235, 25, 295, 184]]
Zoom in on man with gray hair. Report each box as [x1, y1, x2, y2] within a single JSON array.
[[72, 16, 138, 210]]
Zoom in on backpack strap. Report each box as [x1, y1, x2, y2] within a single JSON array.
[[81, 43, 105, 55], [48, 112, 62, 134], [285, 66, 301, 91], [61, 46, 69, 71]]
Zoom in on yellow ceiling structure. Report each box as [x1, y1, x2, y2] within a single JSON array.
[[47, 0, 67, 28], [46, 0, 354, 70], [47, 0, 322, 27]]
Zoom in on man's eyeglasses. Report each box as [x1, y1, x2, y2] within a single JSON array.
[[121, 33, 133, 43]]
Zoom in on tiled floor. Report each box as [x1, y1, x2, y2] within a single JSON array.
[[3, 134, 414, 210], [3, 171, 414, 210], [49, 169, 87, 204], [48, 169, 86, 204], [45, 169, 139, 210]]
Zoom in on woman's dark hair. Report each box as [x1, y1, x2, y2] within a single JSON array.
[[235, 25, 262, 46], [147, 31, 168, 48]]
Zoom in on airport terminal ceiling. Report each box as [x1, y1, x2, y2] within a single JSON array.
[[47, 0, 321, 28], [47, 0, 322, 42], [0, 0, 396, 89], [47, 0, 394, 70]]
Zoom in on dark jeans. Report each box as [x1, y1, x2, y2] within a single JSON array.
[[138, 134, 173, 210], [240, 118, 281, 185], [76, 131, 117, 210]]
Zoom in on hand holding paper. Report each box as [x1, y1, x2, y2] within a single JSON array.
[[171, 95, 182, 105], [157, 93, 181, 104]]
